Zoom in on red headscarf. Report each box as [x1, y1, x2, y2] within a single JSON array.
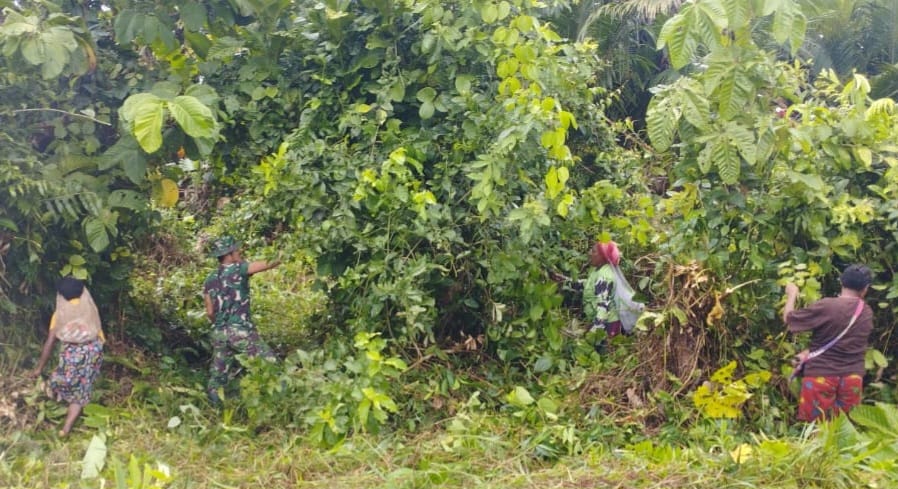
[[594, 240, 620, 266]]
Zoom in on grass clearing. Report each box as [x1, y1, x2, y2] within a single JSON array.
[[1, 377, 889, 489]]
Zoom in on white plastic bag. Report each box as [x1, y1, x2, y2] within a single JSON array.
[[610, 264, 645, 333]]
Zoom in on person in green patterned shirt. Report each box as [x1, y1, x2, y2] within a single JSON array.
[[583, 241, 622, 337], [552, 240, 624, 341], [203, 236, 281, 405]]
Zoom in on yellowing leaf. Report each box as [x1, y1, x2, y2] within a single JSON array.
[[506, 386, 535, 407], [710, 361, 737, 384], [153, 178, 179, 208], [556, 193, 574, 217], [706, 292, 724, 326], [729, 444, 753, 464], [122, 93, 165, 153], [855, 147, 873, 168]]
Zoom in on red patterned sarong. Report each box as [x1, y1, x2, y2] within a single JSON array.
[[797, 375, 863, 422]]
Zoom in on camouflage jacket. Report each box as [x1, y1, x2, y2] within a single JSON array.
[[203, 261, 254, 329]]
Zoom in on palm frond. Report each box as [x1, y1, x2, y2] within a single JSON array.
[[871, 63, 898, 99]]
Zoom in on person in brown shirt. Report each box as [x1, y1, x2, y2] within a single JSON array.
[[783, 264, 874, 422]]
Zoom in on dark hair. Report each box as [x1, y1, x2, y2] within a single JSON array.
[[840, 264, 873, 291], [56, 276, 85, 300]]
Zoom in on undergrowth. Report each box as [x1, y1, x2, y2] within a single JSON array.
[[3, 335, 898, 489]]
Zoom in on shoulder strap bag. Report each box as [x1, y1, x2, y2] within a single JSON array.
[[790, 299, 864, 381]]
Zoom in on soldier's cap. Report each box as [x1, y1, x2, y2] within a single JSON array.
[[209, 236, 240, 257]]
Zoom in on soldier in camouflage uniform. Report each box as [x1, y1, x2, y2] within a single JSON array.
[[203, 236, 281, 404]]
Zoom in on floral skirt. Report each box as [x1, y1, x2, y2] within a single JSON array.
[[49, 339, 103, 406], [797, 374, 863, 422]]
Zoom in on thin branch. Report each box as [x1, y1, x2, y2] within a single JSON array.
[[10, 108, 113, 126]]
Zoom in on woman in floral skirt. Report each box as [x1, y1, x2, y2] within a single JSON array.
[[30, 277, 104, 436]]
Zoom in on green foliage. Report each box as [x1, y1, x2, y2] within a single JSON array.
[[649, 0, 898, 369], [0, 8, 94, 79], [200, 0, 650, 364], [120, 91, 218, 154], [110, 455, 173, 489], [236, 332, 407, 447], [81, 433, 107, 479]]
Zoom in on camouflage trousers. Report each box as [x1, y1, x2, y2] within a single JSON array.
[[207, 324, 275, 403]]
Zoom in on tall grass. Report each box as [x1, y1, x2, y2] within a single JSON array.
[[1, 372, 892, 489]]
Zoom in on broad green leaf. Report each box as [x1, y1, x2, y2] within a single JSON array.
[[206, 36, 245, 60], [756, 127, 776, 163], [169, 96, 216, 138], [716, 66, 753, 121], [540, 130, 557, 149], [513, 45, 536, 63], [865, 349, 888, 369], [123, 157, 147, 184], [113, 9, 140, 44], [20, 38, 44, 65], [179, 3, 207, 31], [658, 10, 693, 69], [537, 397, 558, 415], [759, 0, 780, 16], [107, 190, 145, 211], [693, 3, 727, 49], [497, 1, 511, 20], [455, 75, 474, 94], [497, 58, 519, 78], [714, 140, 740, 184], [559, 111, 577, 130], [0, 218, 18, 232], [151, 81, 181, 100], [849, 403, 898, 438], [184, 31, 211, 58], [121, 93, 164, 124], [506, 386, 535, 407], [80, 433, 107, 479], [185, 84, 220, 107], [556, 193, 574, 217], [416, 87, 437, 103], [786, 171, 825, 192], [697, 141, 715, 174], [84, 217, 110, 252], [789, 14, 807, 56], [725, 122, 757, 165], [481, 3, 498, 23], [357, 399, 371, 426], [35, 27, 78, 79], [771, 3, 794, 45], [388, 80, 406, 102], [722, 0, 749, 30], [679, 81, 711, 130], [132, 102, 165, 153], [0, 12, 38, 37], [251, 86, 266, 100], [142, 15, 177, 52], [545, 166, 562, 198], [646, 97, 677, 151], [855, 147, 873, 168], [419, 101, 434, 120]]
